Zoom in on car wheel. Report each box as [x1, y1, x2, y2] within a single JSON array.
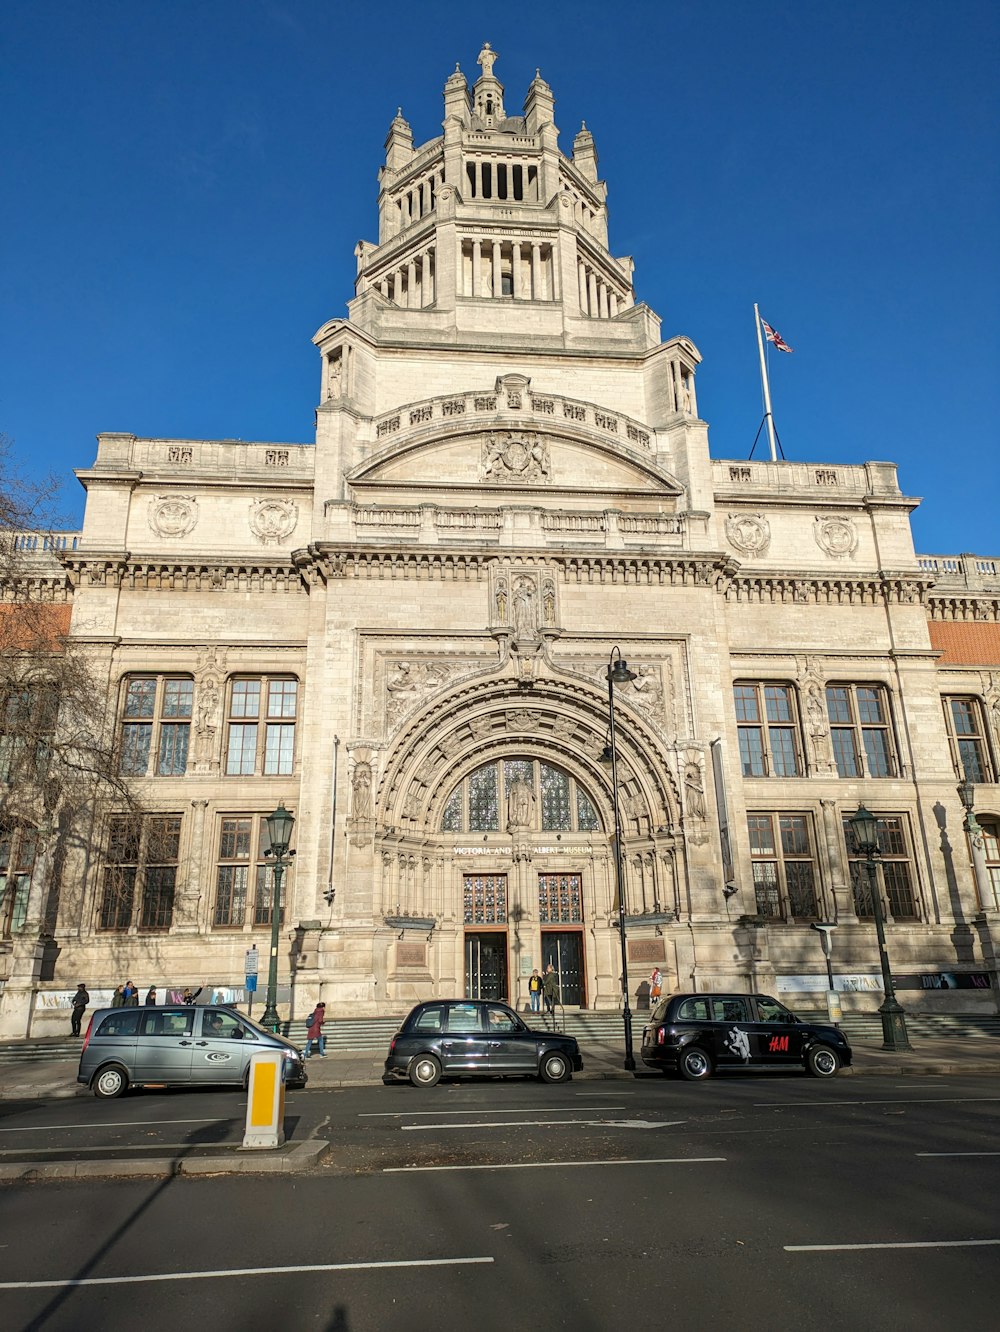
[[806, 1044, 839, 1078], [93, 1064, 128, 1099], [408, 1054, 442, 1088], [539, 1050, 571, 1083], [678, 1046, 713, 1081]]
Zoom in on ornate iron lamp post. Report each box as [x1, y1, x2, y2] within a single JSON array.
[[848, 804, 911, 1051], [261, 802, 295, 1033], [604, 647, 637, 1071], [958, 777, 997, 912]]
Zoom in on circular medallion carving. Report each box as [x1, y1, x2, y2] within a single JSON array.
[[814, 515, 858, 558], [725, 513, 770, 556], [148, 495, 198, 539], [249, 498, 298, 546]]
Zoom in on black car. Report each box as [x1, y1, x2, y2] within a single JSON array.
[[383, 999, 584, 1087], [640, 992, 852, 1081]]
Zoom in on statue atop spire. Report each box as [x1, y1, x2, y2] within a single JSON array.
[[477, 42, 498, 79]]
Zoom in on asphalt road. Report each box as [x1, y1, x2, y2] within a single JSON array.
[[1, 1074, 999, 1330]]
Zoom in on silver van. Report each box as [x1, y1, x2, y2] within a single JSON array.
[[77, 1004, 307, 1098]]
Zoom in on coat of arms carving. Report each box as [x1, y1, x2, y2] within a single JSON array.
[[725, 513, 770, 556], [481, 431, 550, 483]]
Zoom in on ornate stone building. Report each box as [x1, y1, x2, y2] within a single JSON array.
[[4, 45, 1000, 1034]]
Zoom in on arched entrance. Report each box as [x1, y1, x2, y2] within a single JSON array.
[[369, 670, 683, 1012]]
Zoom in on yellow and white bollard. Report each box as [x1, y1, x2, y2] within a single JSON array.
[[242, 1050, 286, 1149]]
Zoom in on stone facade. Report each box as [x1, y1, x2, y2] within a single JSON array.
[[4, 45, 1000, 1035]]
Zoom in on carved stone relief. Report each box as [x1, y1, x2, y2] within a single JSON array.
[[505, 709, 537, 732], [683, 750, 708, 844], [511, 573, 539, 642], [250, 498, 298, 546], [384, 660, 463, 729], [481, 431, 550, 483], [814, 515, 858, 559], [725, 513, 770, 557], [148, 495, 198, 539], [798, 655, 834, 774]]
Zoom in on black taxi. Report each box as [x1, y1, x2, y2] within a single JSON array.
[[383, 999, 583, 1087], [641, 992, 852, 1081]]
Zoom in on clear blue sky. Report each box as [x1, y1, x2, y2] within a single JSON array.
[[3, 1, 998, 554]]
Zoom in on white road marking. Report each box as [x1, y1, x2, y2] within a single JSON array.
[[0, 1143, 227, 1156], [360, 1105, 626, 1118], [785, 1239, 1000, 1252], [754, 1096, 1000, 1109], [0, 1256, 494, 1291], [916, 1152, 1000, 1158], [0, 1119, 228, 1134], [401, 1118, 684, 1132], [385, 1157, 726, 1172]]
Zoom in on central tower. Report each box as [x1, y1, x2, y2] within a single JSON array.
[[345, 43, 661, 351]]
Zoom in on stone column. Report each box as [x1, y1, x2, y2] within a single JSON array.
[[599, 282, 610, 319], [578, 262, 588, 312], [175, 799, 209, 932], [492, 241, 502, 296], [406, 259, 416, 309], [588, 270, 599, 318], [531, 242, 542, 299], [821, 798, 859, 921], [472, 239, 482, 297], [609, 291, 619, 317], [423, 249, 434, 305]]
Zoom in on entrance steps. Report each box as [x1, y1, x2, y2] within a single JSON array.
[[794, 1011, 1000, 1041]]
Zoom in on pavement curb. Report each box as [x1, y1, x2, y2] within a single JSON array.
[[0, 1138, 330, 1182]]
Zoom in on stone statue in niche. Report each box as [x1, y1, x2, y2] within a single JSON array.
[[542, 578, 556, 626], [351, 762, 372, 820], [507, 777, 536, 831], [684, 757, 707, 822], [512, 576, 537, 640], [327, 355, 343, 400], [494, 577, 508, 624]]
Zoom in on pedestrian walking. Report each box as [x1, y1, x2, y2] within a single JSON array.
[[110, 985, 125, 1008], [542, 963, 559, 1018], [123, 980, 139, 1008], [70, 983, 90, 1036], [649, 966, 663, 1009], [304, 1002, 327, 1058], [528, 968, 543, 1014], [145, 987, 157, 1006]]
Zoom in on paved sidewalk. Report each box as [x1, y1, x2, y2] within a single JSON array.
[[3, 1034, 1000, 1103]]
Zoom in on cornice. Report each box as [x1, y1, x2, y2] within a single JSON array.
[[725, 570, 933, 607], [927, 595, 1000, 623], [59, 551, 304, 594]]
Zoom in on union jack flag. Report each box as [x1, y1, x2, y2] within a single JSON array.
[[761, 318, 793, 353]]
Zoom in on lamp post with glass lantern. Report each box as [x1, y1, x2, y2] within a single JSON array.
[[602, 647, 637, 1071], [261, 802, 296, 1033], [848, 804, 911, 1051], [958, 777, 996, 913]]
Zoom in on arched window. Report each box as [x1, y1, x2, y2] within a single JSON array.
[[440, 759, 602, 834]]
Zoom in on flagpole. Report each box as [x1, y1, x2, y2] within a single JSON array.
[[754, 302, 778, 462]]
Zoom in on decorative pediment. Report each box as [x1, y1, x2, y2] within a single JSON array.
[[349, 385, 682, 499]]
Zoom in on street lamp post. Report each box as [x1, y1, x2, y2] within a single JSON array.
[[848, 804, 911, 1051], [261, 802, 296, 1033], [958, 777, 996, 912], [605, 647, 637, 1072]]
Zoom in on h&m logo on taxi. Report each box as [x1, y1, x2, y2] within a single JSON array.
[[767, 1035, 790, 1053]]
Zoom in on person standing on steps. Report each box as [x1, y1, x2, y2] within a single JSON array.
[[528, 968, 543, 1014], [70, 983, 89, 1036], [542, 964, 559, 1021]]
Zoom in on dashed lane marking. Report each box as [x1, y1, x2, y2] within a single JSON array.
[[359, 1105, 627, 1117]]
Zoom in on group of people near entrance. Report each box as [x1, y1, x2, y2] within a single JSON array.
[[69, 980, 203, 1035], [527, 964, 560, 1015]]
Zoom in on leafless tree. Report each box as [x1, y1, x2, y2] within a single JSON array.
[[1, 435, 141, 934]]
